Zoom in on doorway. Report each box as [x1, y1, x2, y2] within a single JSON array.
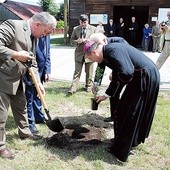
[[113, 6, 149, 47]]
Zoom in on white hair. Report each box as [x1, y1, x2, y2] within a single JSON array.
[[32, 12, 57, 29], [90, 33, 107, 45]]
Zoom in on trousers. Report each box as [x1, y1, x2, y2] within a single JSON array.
[[156, 41, 170, 69], [0, 88, 31, 150], [70, 61, 94, 91]]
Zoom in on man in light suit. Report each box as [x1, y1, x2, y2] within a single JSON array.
[[0, 12, 56, 159], [152, 20, 161, 53], [25, 35, 51, 134], [68, 14, 96, 94], [156, 11, 170, 69]]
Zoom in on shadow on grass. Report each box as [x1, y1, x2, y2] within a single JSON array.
[[6, 114, 17, 130], [45, 83, 89, 95]]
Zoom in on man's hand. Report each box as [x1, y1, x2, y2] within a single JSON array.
[[96, 95, 107, 103], [12, 51, 35, 62], [109, 72, 112, 81], [45, 73, 50, 82], [77, 38, 83, 44]]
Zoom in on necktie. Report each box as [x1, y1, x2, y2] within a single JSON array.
[[82, 28, 86, 38], [30, 35, 36, 54]]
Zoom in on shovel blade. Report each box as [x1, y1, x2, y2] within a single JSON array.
[[46, 118, 64, 132]]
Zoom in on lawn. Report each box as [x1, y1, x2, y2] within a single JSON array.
[[0, 81, 170, 170], [50, 37, 65, 45], [50, 34, 69, 46]]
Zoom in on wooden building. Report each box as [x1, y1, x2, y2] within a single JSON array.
[[69, 0, 170, 45], [0, 0, 42, 24]]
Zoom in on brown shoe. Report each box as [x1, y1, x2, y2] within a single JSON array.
[[0, 149, 15, 159]]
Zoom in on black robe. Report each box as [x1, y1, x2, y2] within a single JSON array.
[[103, 43, 160, 162]]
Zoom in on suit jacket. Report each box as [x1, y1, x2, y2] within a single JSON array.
[[152, 25, 161, 37], [0, 19, 40, 95], [159, 21, 170, 50], [70, 24, 96, 63], [24, 35, 51, 85], [36, 35, 51, 82], [107, 23, 116, 37]]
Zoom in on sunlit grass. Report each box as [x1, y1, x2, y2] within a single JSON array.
[[0, 81, 169, 170]]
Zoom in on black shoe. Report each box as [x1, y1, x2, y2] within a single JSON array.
[[35, 120, 45, 124], [68, 89, 76, 94], [68, 91, 73, 94], [67, 90, 75, 97], [32, 131, 43, 140], [110, 138, 115, 143], [29, 125, 39, 133], [104, 117, 113, 122], [20, 133, 42, 141]]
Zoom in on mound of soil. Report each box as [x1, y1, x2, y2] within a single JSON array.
[[45, 124, 104, 149]]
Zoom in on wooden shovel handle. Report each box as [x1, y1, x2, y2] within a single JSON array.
[[28, 67, 48, 110]]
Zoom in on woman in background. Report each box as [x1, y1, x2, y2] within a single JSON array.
[[96, 21, 105, 34]]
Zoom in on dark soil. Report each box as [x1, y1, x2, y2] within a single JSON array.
[[45, 124, 106, 149]]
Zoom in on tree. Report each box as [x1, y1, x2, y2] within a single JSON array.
[[56, 3, 64, 20], [38, 0, 59, 16]]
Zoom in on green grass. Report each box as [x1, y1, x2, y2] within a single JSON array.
[[50, 35, 70, 46], [0, 81, 170, 170], [50, 37, 65, 45]]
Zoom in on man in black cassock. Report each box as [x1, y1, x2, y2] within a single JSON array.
[[83, 39, 160, 162], [90, 33, 128, 122]]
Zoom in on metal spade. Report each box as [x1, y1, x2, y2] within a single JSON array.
[[27, 61, 64, 132]]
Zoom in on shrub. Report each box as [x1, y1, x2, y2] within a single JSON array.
[[57, 20, 64, 28]]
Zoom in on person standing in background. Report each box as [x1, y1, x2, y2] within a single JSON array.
[[152, 20, 161, 53], [107, 19, 116, 37], [129, 17, 138, 47], [68, 14, 96, 94], [117, 17, 125, 37], [24, 35, 51, 135], [96, 21, 105, 34], [141, 23, 152, 51], [156, 11, 170, 69]]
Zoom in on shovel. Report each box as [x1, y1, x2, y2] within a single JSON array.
[[27, 61, 64, 132]]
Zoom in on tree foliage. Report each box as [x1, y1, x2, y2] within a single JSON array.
[[57, 20, 64, 28], [56, 3, 64, 20], [38, 0, 59, 16]]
